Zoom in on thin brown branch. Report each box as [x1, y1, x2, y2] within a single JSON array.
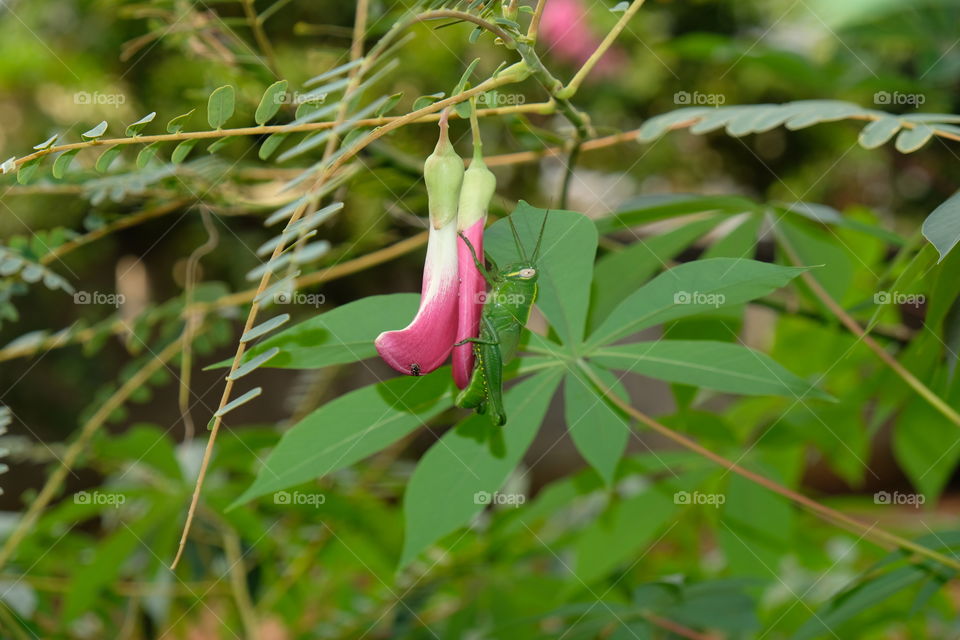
[[576, 361, 960, 572]]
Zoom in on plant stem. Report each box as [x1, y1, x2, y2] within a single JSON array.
[[526, 0, 548, 41], [776, 227, 960, 429], [0, 339, 183, 571], [561, 0, 647, 99], [575, 360, 960, 572], [241, 0, 280, 77]]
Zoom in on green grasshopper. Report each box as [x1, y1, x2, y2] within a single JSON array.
[[454, 212, 548, 426]]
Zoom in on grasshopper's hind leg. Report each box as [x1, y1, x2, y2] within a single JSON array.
[[455, 346, 488, 410]]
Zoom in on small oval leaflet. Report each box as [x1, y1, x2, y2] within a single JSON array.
[[213, 387, 262, 418], [859, 116, 902, 149], [52, 149, 80, 178], [207, 85, 236, 129], [81, 121, 108, 140], [167, 109, 195, 134], [254, 272, 300, 304], [259, 132, 289, 160], [895, 124, 934, 153], [125, 112, 156, 137], [33, 134, 59, 150], [95, 146, 122, 173], [256, 80, 288, 125], [227, 348, 280, 381], [136, 142, 161, 169], [240, 314, 290, 343], [171, 138, 198, 164]]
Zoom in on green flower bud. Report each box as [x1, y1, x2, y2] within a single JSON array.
[[457, 145, 496, 231], [423, 111, 464, 229]]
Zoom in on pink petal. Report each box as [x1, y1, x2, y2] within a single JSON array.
[[453, 219, 486, 389], [375, 219, 459, 375]]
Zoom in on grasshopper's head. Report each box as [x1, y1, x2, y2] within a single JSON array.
[[500, 262, 538, 283], [500, 210, 548, 283]]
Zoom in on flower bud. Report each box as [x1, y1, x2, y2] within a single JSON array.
[[453, 146, 497, 389], [423, 111, 465, 229]]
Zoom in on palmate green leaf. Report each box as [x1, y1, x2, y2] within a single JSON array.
[[585, 258, 807, 349], [215, 293, 419, 370], [590, 341, 832, 400], [564, 366, 630, 485], [207, 84, 236, 129], [589, 215, 720, 331], [400, 369, 562, 567], [485, 203, 597, 347], [600, 194, 758, 233], [234, 369, 455, 507], [922, 189, 960, 262]]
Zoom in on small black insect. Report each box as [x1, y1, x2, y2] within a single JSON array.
[[409, 363, 422, 376]]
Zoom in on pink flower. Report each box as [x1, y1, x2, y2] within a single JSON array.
[[375, 218, 460, 376], [452, 144, 496, 389], [453, 218, 486, 388], [540, 0, 625, 76], [376, 112, 464, 376]]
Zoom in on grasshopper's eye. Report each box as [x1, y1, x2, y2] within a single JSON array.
[[519, 268, 536, 279]]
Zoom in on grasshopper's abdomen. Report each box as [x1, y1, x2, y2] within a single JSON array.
[[485, 279, 537, 362]]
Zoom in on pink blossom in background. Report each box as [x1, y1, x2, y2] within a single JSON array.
[[539, 0, 626, 77]]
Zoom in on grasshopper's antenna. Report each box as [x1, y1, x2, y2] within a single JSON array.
[[531, 209, 549, 262], [508, 215, 529, 262]]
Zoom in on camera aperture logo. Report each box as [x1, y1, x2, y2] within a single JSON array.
[[674, 91, 725, 106], [476, 90, 526, 106], [874, 91, 925, 107], [476, 291, 526, 305], [874, 490, 924, 507], [673, 290, 725, 308], [874, 290, 924, 307], [75, 490, 126, 507], [74, 91, 126, 107], [474, 491, 525, 507], [674, 490, 725, 507], [273, 291, 326, 307], [74, 291, 125, 308], [273, 490, 325, 507]]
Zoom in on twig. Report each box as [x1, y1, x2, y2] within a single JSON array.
[[241, 0, 280, 77], [222, 527, 260, 640], [526, 0, 548, 41], [0, 339, 183, 571], [561, 0, 647, 99], [575, 360, 960, 572], [775, 225, 960, 429], [41, 198, 193, 266], [179, 209, 220, 442]]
